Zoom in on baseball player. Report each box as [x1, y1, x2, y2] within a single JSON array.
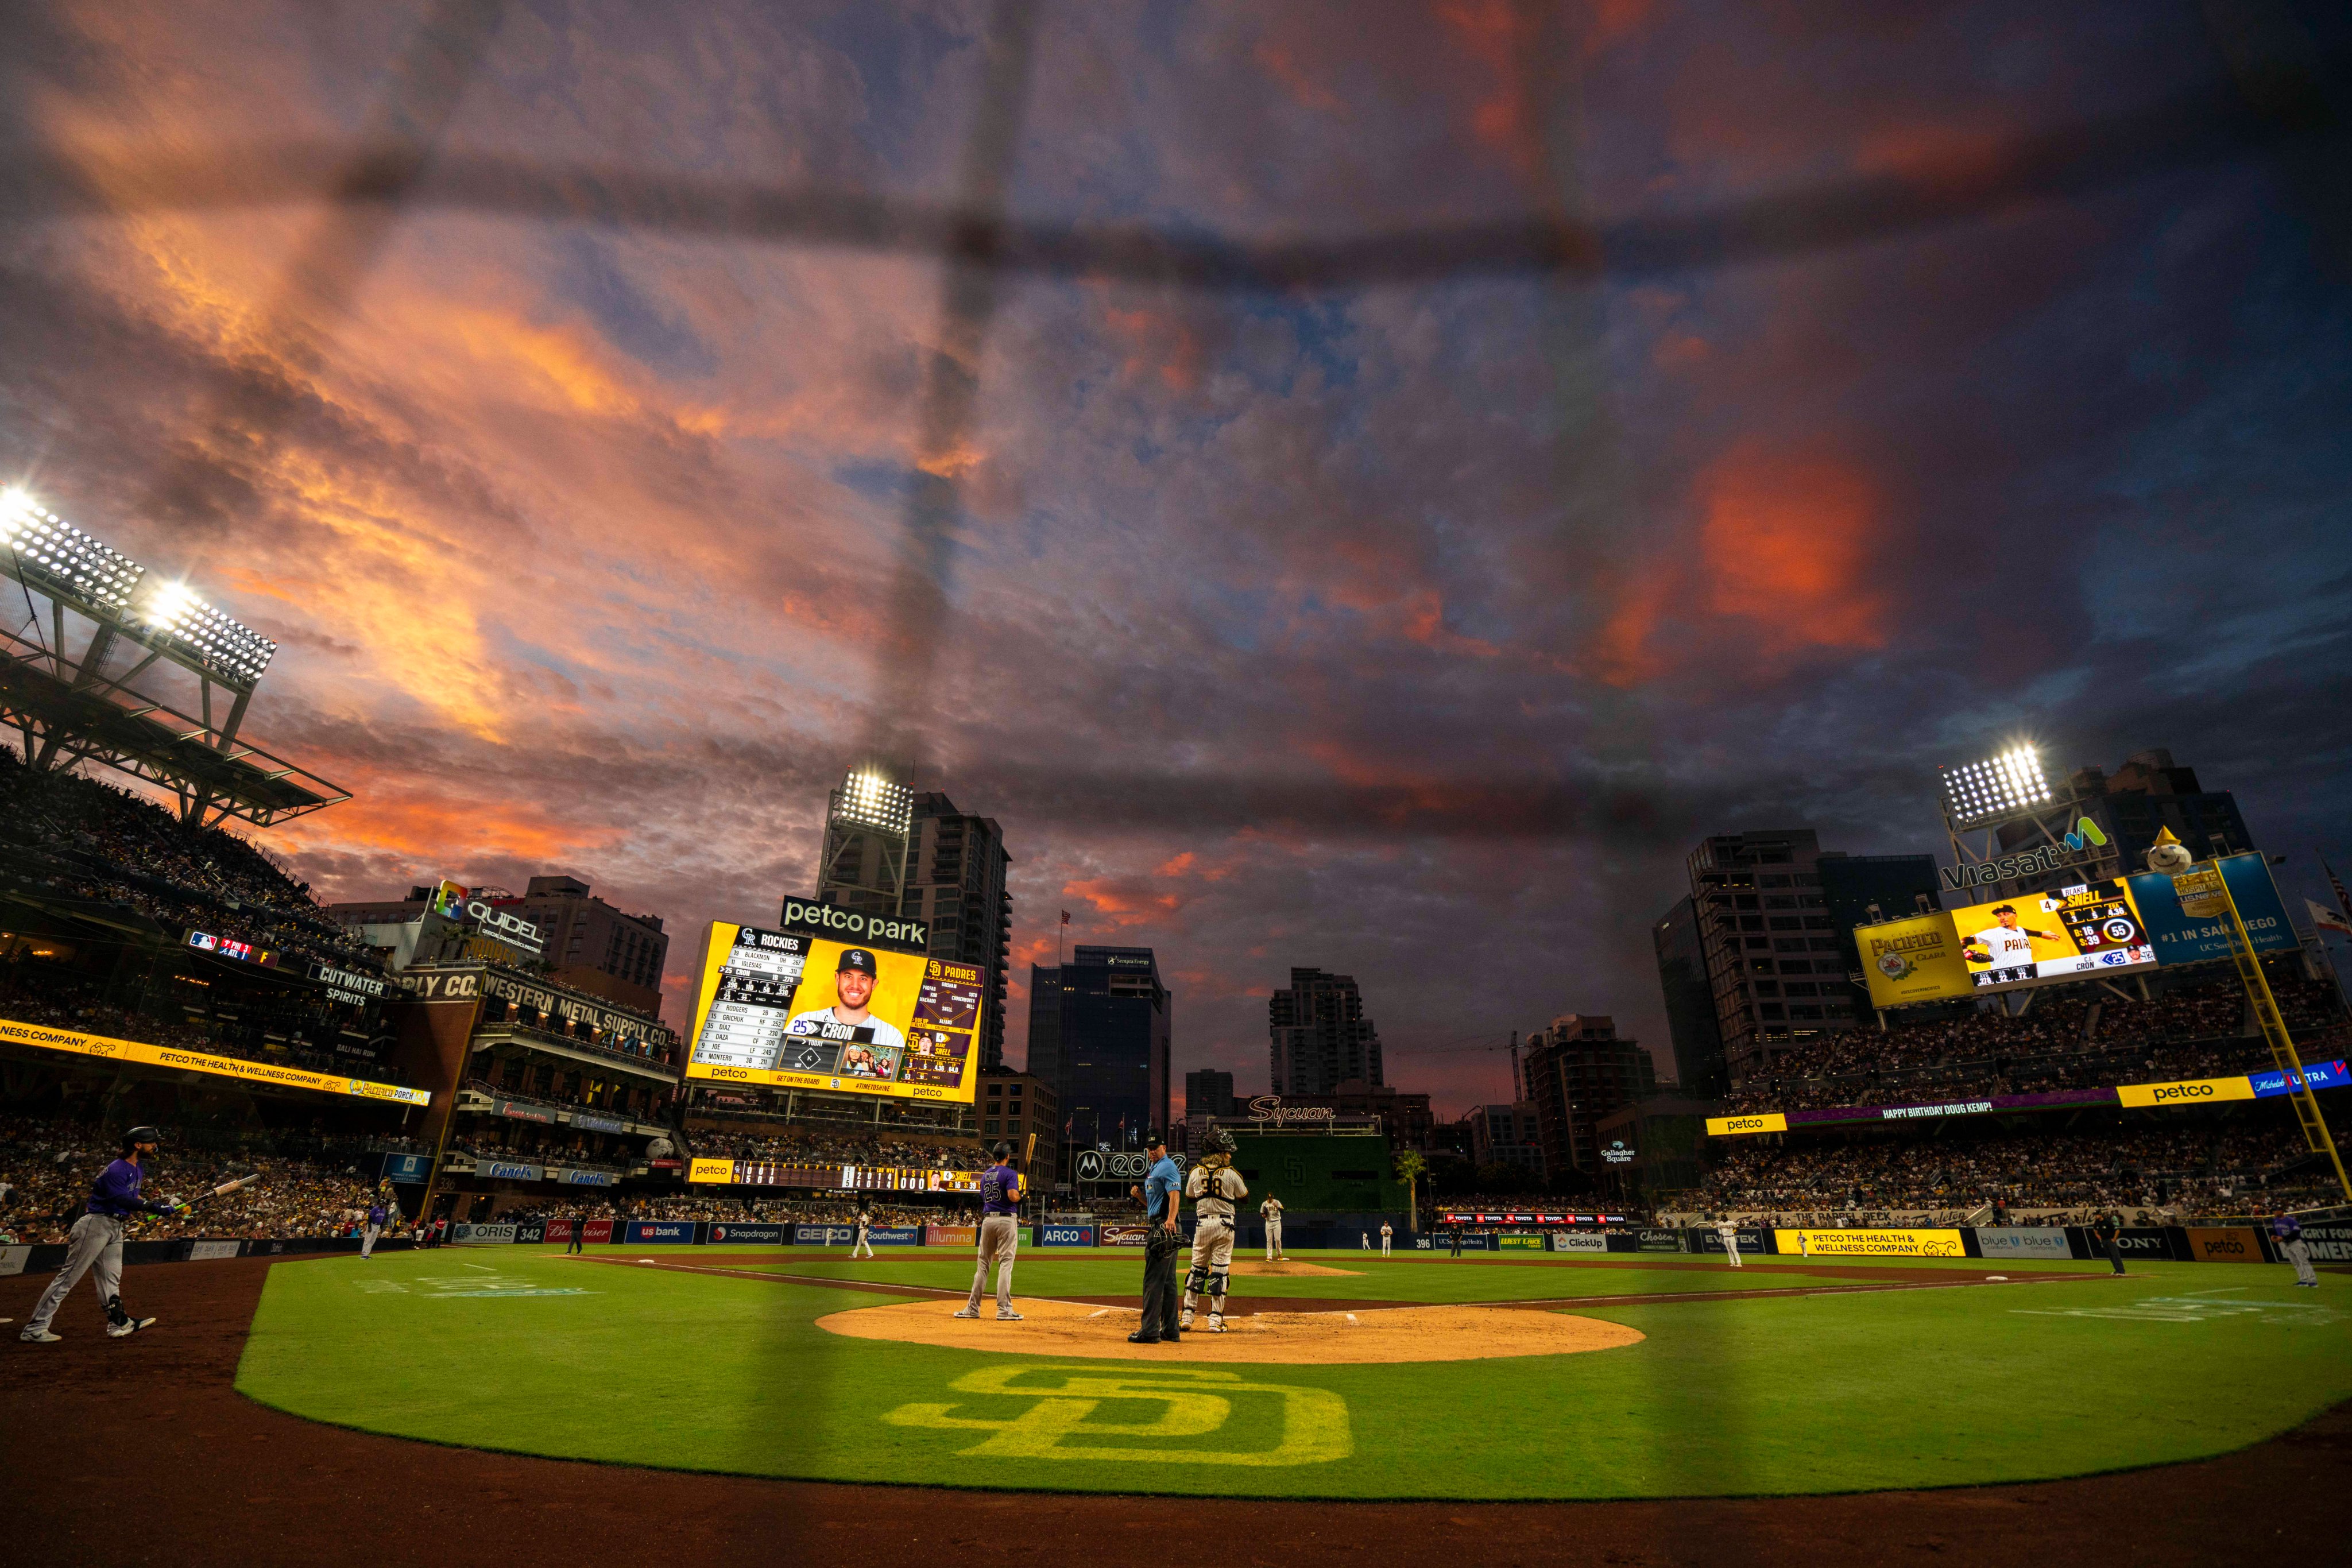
[[955, 1143, 1024, 1320], [1379, 1221, 1393, 1256], [1959, 904, 2057, 971], [1182, 1128, 1249, 1333], [2275, 1212, 2318, 1287], [1260, 1194, 1285, 1260], [361, 1198, 388, 1259], [786, 948, 907, 1052], [1715, 1217, 1742, 1268], [852, 1203, 875, 1259], [19, 1126, 177, 1343]]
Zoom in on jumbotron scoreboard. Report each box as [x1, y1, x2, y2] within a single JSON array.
[[683, 916, 983, 1103]]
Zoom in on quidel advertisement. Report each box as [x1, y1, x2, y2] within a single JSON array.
[[683, 920, 983, 1104], [1950, 880, 2156, 993]]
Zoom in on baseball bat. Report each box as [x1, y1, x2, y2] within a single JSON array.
[[1025, 1131, 1036, 1164], [169, 1173, 261, 1212]]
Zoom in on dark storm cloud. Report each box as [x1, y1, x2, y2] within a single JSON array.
[[2, 1, 2347, 1114]]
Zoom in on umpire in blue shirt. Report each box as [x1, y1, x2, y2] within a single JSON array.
[[1128, 1131, 1184, 1343]]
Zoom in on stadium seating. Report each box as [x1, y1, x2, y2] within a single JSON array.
[[0, 748, 378, 967], [0, 1113, 390, 1244]]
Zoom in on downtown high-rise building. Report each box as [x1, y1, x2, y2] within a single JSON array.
[[1677, 828, 1846, 1087], [898, 792, 1013, 1071], [1028, 946, 1172, 1163], [1268, 967, 1384, 1095], [1519, 1014, 1656, 1180]]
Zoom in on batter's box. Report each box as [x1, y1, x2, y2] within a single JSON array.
[[883, 1364, 1352, 1466]]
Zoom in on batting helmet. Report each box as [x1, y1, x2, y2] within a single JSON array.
[[121, 1125, 163, 1153], [991, 1140, 1013, 1160]]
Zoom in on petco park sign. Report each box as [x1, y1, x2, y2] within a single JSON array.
[[778, 897, 929, 953], [1247, 1095, 1335, 1125]]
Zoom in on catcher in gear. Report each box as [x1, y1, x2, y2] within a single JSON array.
[[1181, 1127, 1249, 1332]]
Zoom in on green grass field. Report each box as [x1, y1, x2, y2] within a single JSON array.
[[234, 1246, 2352, 1500]]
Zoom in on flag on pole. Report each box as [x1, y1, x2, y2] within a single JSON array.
[[2310, 899, 2352, 937], [2326, 856, 2352, 924], [1061, 909, 1071, 925]]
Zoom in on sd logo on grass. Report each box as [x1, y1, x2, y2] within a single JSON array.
[[883, 1364, 1351, 1467]]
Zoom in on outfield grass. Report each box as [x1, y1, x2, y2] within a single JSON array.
[[235, 1246, 2351, 1500]]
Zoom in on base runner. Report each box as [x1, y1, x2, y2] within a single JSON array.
[[956, 1143, 1024, 1320], [1183, 1128, 1248, 1333], [1260, 1194, 1285, 1260], [20, 1126, 177, 1344], [2276, 1212, 2318, 1287]]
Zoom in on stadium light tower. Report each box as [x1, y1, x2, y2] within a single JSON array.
[[810, 764, 915, 919], [0, 489, 343, 826], [1936, 740, 2118, 904]]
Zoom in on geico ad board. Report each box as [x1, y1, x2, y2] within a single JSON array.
[[1948, 878, 2156, 993], [683, 920, 982, 1103]]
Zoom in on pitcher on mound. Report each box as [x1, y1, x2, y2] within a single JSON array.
[[1182, 1127, 1250, 1333]]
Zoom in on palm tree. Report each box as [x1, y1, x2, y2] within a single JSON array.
[[1393, 1149, 1428, 1232]]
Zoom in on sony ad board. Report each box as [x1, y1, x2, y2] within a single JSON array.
[[684, 919, 982, 1104], [1855, 911, 1974, 1009], [1949, 878, 2156, 993], [2126, 852, 2300, 967]]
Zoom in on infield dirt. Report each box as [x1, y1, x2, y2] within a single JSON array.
[[815, 1294, 1646, 1362]]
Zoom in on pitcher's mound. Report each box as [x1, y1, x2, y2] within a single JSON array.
[[1231, 1259, 1360, 1277], [816, 1297, 1643, 1365]]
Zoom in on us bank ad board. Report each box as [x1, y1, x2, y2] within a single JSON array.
[[683, 916, 982, 1104]]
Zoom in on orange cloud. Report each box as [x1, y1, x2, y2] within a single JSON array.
[[1253, 38, 1342, 113], [1698, 441, 1887, 650], [1099, 301, 1204, 393], [1065, 876, 1185, 927]]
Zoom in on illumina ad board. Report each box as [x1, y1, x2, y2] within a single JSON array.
[[684, 921, 981, 1103], [1949, 877, 2156, 993]]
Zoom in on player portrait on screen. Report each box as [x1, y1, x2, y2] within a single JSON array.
[[786, 947, 908, 1051], [1958, 903, 2060, 970]]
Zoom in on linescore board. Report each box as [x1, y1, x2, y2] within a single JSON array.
[[1949, 878, 2156, 993], [683, 920, 981, 1102]]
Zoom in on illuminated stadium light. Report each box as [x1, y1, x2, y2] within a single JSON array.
[[1, 491, 145, 613], [0, 491, 277, 686], [833, 766, 913, 835], [1939, 745, 2052, 828]]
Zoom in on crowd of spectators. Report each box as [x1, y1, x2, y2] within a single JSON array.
[[0, 1113, 389, 1244], [700, 1128, 987, 1172], [0, 749, 378, 967], [0, 967, 408, 1085], [1727, 975, 2350, 1114], [1684, 1123, 2326, 1225], [475, 1194, 948, 1228]]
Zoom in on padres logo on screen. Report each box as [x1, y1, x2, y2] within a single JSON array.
[[883, 1365, 1350, 1466]]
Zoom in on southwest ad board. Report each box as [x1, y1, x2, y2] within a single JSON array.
[[1856, 912, 1974, 1008], [1949, 877, 2156, 993], [683, 919, 982, 1103]]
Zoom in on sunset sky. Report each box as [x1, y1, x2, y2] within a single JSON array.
[[4, 1, 2349, 1116]]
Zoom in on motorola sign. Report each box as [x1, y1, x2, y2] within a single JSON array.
[[1074, 1149, 1184, 1181]]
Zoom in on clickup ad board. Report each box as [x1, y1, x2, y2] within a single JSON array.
[[684, 921, 982, 1102], [1949, 877, 2156, 993]]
